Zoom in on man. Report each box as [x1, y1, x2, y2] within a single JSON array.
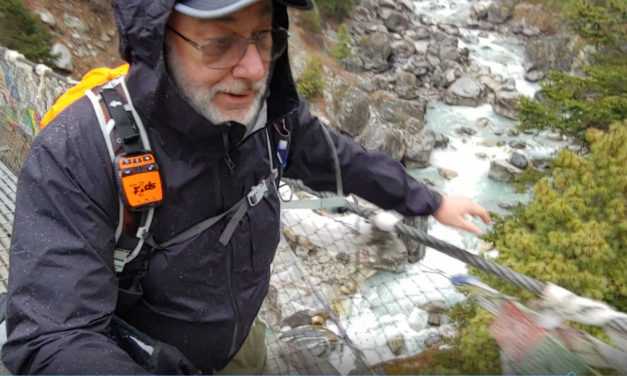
[[2, 0, 490, 374]]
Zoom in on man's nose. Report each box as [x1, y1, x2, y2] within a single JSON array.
[[232, 43, 267, 82]]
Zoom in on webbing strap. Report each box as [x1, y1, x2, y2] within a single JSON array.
[[149, 172, 277, 250]]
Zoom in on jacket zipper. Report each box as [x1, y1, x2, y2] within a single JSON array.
[[225, 244, 241, 358], [214, 161, 241, 358]]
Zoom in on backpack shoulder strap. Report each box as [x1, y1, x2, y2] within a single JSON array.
[[85, 77, 156, 273]]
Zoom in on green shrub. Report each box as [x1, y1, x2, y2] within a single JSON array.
[[315, 0, 357, 22], [0, 0, 53, 64], [481, 122, 627, 311], [330, 23, 353, 60], [296, 55, 326, 99]]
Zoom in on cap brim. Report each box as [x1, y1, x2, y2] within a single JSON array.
[[175, 0, 313, 19]]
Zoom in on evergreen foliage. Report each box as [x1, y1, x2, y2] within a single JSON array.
[[422, 304, 502, 374], [0, 0, 53, 64], [330, 24, 353, 60], [518, 58, 627, 141], [481, 123, 627, 311], [296, 55, 326, 99]]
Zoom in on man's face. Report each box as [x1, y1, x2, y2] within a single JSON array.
[[166, 0, 273, 125]]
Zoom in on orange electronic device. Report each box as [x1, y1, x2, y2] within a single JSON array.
[[115, 153, 164, 210]]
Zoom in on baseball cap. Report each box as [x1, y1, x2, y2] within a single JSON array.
[[174, 0, 313, 19]]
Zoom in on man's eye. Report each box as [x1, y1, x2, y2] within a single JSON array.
[[204, 37, 233, 55]]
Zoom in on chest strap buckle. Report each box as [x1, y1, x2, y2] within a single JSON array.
[[247, 180, 268, 207]]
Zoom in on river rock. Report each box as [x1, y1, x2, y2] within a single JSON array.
[[471, 0, 493, 20], [443, 76, 485, 107], [525, 68, 546, 82], [403, 129, 436, 169], [510, 152, 528, 169], [434, 132, 449, 149], [476, 152, 487, 159], [456, 126, 477, 136], [380, 9, 409, 33], [509, 140, 527, 149], [480, 74, 503, 93], [50, 43, 74, 71], [279, 325, 338, 357], [492, 89, 520, 119], [476, 117, 493, 128], [374, 96, 427, 127], [335, 86, 370, 137], [489, 160, 522, 182], [487, 0, 516, 24], [395, 70, 420, 99], [282, 310, 315, 328], [358, 32, 392, 72], [438, 168, 458, 180], [359, 227, 408, 273], [501, 78, 517, 92], [387, 334, 406, 356]]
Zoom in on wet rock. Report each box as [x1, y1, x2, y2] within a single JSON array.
[[424, 331, 443, 348], [51, 43, 74, 72], [282, 310, 315, 328], [387, 334, 406, 356], [476, 117, 493, 128], [380, 9, 409, 33], [403, 129, 436, 169], [498, 201, 520, 211], [359, 227, 409, 273], [443, 75, 485, 107], [487, 0, 516, 24], [335, 86, 371, 137], [489, 160, 522, 182], [496, 140, 506, 147], [471, 0, 493, 20], [374, 96, 427, 128], [525, 68, 546, 82], [510, 152, 528, 169], [358, 32, 392, 72], [509, 140, 527, 149], [437, 168, 458, 180], [501, 78, 517, 92], [279, 325, 338, 357], [480, 74, 503, 93], [531, 157, 549, 170], [457, 126, 477, 136], [492, 89, 520, 119], [507, 129, 520, 137], [483, 140, 495, 147], [395, 70, 420, 99], [434, 132, 449, 149], [476, 152, 488, 159]]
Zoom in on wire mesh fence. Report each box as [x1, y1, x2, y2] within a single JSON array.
[[0, 47, 625, 375]]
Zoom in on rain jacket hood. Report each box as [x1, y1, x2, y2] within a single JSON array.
[[110, 0, 299, 140]]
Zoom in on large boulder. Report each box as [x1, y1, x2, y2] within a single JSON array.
[[487, 0, 516, 24], [488, 160, 522, 182], [358, 125, 406, 161], [374, 96, 427, 127], [471, 1, 493, 20], [394, 70, 420, 99], [403, 128, 436, 169], [492, 89, 520, 119], [335, 86, 371, 136], [380, 9, 409, 33], [525, 33, 581, 73], [358, 32, 392, 72], [443, 75, 485, 107]]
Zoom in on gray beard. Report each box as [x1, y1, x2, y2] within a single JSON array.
[[166, 48, 267, 127]]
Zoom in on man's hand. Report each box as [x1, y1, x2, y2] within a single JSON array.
[[433, 195, 492, 235]]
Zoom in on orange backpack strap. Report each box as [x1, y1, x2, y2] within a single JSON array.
[[40, 64, 130, 128]]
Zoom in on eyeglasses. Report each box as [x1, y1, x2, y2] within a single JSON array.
[[167, 25, 289, 70]]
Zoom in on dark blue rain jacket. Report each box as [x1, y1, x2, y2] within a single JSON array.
[[2, 0, 441, 373]]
